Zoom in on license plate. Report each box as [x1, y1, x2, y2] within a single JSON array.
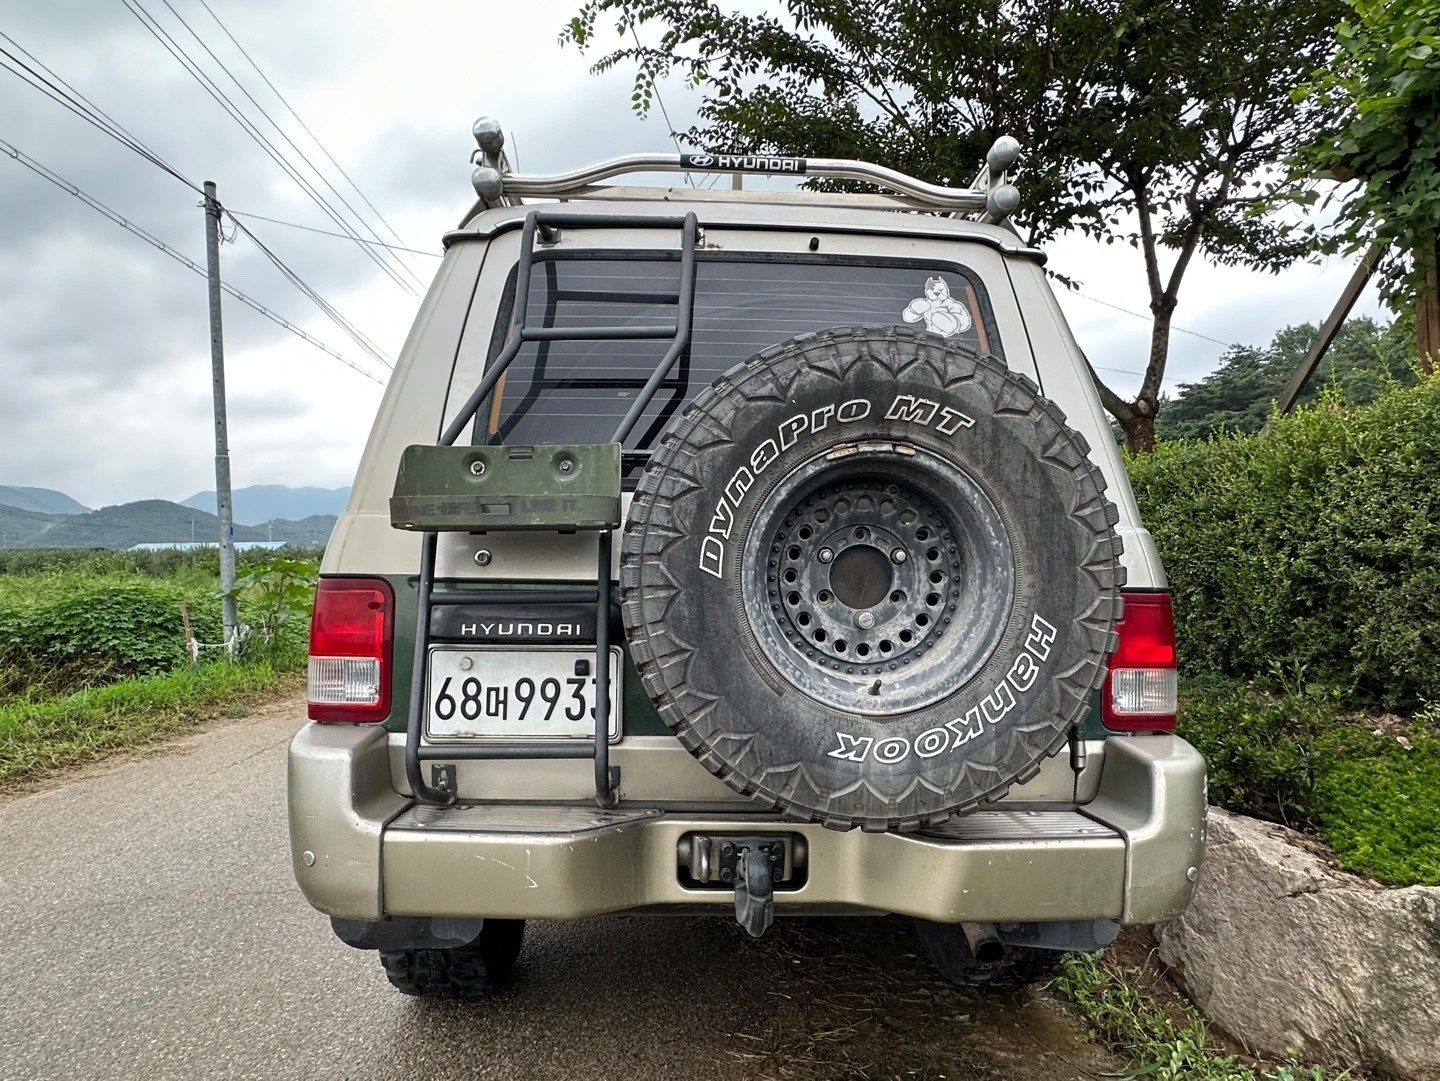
[[425, 646, 622, 742]]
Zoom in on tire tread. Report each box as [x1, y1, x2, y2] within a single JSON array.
[[620, 326, 1127, 831]]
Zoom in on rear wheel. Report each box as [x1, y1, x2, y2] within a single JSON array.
[[379, 918, 525, 998]]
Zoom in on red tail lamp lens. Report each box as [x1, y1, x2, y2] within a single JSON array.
[[307, 578, 393, 722], [1102, 591, 1177, 732]]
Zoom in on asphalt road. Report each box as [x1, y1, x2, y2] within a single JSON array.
[[0, 700, 1123, 1081]]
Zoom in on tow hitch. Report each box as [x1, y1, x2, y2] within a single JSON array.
[[680, 834, 795, 938], [733, 846, 776, 938]]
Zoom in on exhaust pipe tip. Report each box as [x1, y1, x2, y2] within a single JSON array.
[[961, 921, 1005, 964]]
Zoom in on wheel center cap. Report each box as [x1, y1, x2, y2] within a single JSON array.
[[829, 544, 892, 609]]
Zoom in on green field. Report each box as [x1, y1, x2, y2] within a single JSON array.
[[0, 547, 318, 785]]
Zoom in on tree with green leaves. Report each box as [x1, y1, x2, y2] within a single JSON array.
[[1155, 316, 1413, 441], [565, 0, 1341, 451], [1294, 0, 1440, 370]]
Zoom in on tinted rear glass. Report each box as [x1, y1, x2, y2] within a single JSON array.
[[476, 255, 1000, 449]]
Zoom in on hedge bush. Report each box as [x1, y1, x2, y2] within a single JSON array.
[[0, 552, 319, 703], [0, 578, 222, 700], [1180, 676, 1440, 887], [1130, 377, 1440, 709]]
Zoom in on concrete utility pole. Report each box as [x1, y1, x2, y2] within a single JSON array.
[[203, 180, 238, 653]]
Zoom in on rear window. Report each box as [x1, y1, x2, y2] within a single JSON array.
[[474, 254, 1001, 450]]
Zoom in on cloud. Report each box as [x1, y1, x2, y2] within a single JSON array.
[[1049, 231, 1387, 400], [0, 0, 1391, 514]]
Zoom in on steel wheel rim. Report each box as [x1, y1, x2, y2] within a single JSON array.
[[742, 443, 1016, 715]]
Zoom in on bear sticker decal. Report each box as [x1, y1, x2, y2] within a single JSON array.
[[902, 277, 973, 338]]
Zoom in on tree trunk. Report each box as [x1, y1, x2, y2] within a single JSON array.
[[1125, 298, 1172, 455], [1119, 410, 1157, 454], [1417, 241, 1439, 376]]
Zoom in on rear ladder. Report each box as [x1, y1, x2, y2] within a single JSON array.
[[390, 208, 700, 807]]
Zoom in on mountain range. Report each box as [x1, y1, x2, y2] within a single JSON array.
[[0, 485, 90, 516], [180, 484, 350, 525], [0, 484, 342, 550]]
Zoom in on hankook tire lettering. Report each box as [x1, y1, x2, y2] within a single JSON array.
[[826, 615, 1060, 765]]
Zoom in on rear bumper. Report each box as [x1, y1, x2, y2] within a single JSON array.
[[289, 727, 1205, 925]]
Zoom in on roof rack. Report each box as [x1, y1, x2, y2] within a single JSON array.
[[466, 115, 1022, 223]]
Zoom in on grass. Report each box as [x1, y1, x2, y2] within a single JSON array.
[[1316, 737, 1440, 887], [1055, 953, 1350, 1081], [0, 553, 313, 772], [0, 661, 302, 785], [1178, 676, 1440, 887]]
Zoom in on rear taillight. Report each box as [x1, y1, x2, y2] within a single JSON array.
[[1101, 590, 1177, 732], [307, 577, 394, 722]]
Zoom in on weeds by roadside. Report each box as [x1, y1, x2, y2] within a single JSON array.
[[0, 551, 315, 786], [1055, 953, 1351, 1081], [0, 660, 302, 785]]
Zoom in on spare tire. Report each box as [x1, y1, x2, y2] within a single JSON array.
[[620, 326, 1124, 831]]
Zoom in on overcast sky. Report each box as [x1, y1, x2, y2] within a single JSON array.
[[0, 0, 1383, 510]]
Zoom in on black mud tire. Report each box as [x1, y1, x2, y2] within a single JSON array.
[[913, 919, 1063, 989], [620, 325, 1124, 831], [378, 918, 525, 998]]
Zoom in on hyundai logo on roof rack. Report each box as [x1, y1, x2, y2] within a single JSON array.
[[679, 153, 807, 175]]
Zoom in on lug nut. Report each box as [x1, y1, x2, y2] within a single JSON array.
[[855, 612, 875, 629], [891, 548, 907, 564], [818, 547, 834, 563]]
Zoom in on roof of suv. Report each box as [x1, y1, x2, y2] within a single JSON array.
[[448, 194, 1046, 262]]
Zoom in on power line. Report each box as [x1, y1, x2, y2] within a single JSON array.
[[0, 37, 196, 190], [228, 216, 394, 370], [121, 0, 423, 302], [1071, 289, 1235, 349], [2, 31, 401, 368], [225, 209, 441, 256], [2, 32, 399, 380], [156, 0, 424, 292], [0, 137, 386, 387], [193, 0, 415, 253], [120, 0, 414, 299], [1090, 362, 1185, 388]]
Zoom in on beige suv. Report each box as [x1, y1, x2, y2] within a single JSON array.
[[288, 119, 1205, 997]]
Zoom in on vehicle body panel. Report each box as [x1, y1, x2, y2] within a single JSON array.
[[296, 180, 1201, 934], [290, 725, 1202, 924]]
